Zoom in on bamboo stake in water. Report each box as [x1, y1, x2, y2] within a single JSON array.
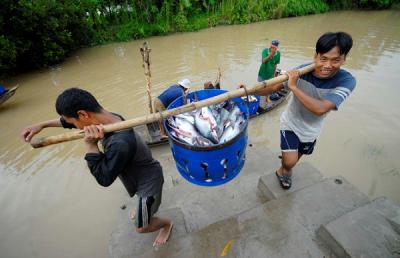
[[30, 63, 315, 148], [140, 42, 153, 114]]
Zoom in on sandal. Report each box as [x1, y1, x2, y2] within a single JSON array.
[[276, 171, 292, 189]]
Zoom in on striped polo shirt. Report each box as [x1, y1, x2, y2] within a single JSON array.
[[281, 64, 356, 142]]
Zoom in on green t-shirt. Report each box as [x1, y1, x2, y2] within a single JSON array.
[[258, 48, 281, 80]]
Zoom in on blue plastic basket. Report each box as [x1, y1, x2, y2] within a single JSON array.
[[165, 89, 249, 186]]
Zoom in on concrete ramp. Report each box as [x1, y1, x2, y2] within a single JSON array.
[[141, 177, 370, 257], [317, 197, 400, 258]]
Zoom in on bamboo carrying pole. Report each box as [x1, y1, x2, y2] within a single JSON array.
[[140, 42, 154, 114], [30, 63, 315, 148]]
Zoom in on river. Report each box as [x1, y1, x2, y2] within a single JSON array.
[[1, 10, 399, 258]]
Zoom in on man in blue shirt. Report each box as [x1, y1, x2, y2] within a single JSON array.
[[153, 79, 191, 137], [255, 32, 356, 189], [0, 84, 6, 97]]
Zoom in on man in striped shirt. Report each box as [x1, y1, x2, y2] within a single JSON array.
[[255, 32, 356, 189]]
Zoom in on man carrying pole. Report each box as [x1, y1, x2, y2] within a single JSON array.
[[21, 88, 173, 247], [255, 32, 356, 189]]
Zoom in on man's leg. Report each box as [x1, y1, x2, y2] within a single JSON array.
[[276, 130, 303, 188], [135, 193, 173, 247], [277, 151, 302, 177], [276, 130, 316, 188], [136, 216, 173, 246]]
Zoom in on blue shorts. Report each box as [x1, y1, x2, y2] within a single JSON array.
[[280, 130, 316, 155]]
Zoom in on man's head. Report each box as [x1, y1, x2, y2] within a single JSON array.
[[178, 79, 191, 92], [56, 88, 103, 129], [204, 81, 213, 89], [314, 32, 353, 78], [270, 39, 279, 50]]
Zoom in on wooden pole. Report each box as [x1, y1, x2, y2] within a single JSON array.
[[30, 63, 315, 148], [140, 42, 153, 114]]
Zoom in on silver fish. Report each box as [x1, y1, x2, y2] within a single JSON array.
[[175, 113, 195, 125], [169, 126, 195, 145], [219, 120, 240, 143], [194, 136, 214, 146], [195, 107, 219, 143], [168, 117, 200, 145], [228, 105, 242, 124]]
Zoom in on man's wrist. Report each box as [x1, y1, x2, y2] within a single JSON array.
[[289, 83, 298, 91], [85, 143, 100, 154]]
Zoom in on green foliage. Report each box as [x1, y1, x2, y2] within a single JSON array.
[[281, 0, 329, 17], [0, 0, 396, 77], [358, 0, 393, 8], [0, 0, 93, 76], [0, 36, 17, 75]]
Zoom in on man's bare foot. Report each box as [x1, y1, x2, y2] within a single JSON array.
[[153, 221, 173, 247]]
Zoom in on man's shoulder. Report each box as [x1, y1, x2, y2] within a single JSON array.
[[336, 69, 355, 80], [331, 69, 356, 89], [104, 130, 136, 148], [166, 84, 180, 91]]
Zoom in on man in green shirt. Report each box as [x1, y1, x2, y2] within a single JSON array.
[[258, 39, 281, 81], [257, 39, 281, 109]]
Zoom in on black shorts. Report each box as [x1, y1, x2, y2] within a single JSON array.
[[280, 130, 316, 155], [135, 191, 162, 228]]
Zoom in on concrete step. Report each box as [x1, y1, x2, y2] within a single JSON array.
[[109, 207, 188, 258], [140, 176, 370, 257], [257, 162, 324, 201], [317, 197, 400, 258]]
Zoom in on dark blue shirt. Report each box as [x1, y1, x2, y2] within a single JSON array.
[[0, 84, 6, 96], [158, 84, 184, 107]]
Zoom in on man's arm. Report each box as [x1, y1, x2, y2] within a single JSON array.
[[262, 52, 274, 63], [84, 125, 135, 187], [287, 71, 335, 116], [254, 82, 284, 96], [262, 46, 277, 64], [273, 51, 280, 76], [21, 118, 62, 142]]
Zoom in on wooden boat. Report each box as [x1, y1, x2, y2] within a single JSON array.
[[0, 85, 18, 106], [254, 88, 289, 115]]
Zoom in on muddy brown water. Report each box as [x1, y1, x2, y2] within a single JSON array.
[[1, 10, 399, 258]]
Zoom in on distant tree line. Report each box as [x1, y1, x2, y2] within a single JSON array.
[[0, 0, 398, 77]]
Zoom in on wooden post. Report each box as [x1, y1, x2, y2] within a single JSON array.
[[140, 42, 154, 114]]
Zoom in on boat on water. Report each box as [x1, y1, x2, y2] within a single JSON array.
[[0, 85, 18, 106]]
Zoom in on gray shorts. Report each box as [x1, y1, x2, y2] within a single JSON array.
[[134, 191, 162, 228]]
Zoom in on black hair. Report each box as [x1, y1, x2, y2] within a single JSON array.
[[316, 32, 353, 56], [55, 88, 103, 118]]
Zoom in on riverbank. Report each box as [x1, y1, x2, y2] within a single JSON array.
[[1, 0, 399, 78]]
